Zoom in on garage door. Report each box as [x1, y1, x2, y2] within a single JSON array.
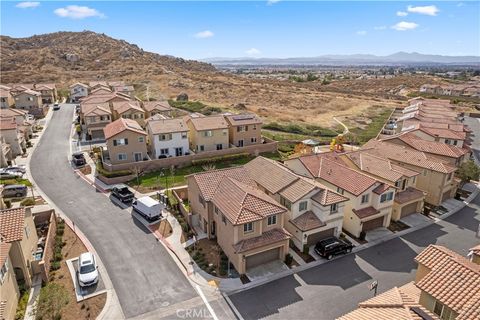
[[441, 190, 451, 202], [362, 216, 384, 232], [400, 202, 418, 219], [307, 228, 335, 246], [91, 130, 105, 140], [245, 247, 280, 270]]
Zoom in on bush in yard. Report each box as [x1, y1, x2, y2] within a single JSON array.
[[49, 261, 61, 271], [20, 198, 35, 207], [15, 291, 29, 320], [4, 199, 12, 208], [302, 244, 309, 255], [35, 282, 69, 320], [457, 160, 480, 187], [284, 253, 293, 266]]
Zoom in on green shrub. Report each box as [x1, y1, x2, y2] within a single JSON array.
[[56, 228, 64, 236], [54, 252, 63, 262], [50, 261, 61, 271], [284, 253, 293, 266], [192, 153, 250, 166], [15, 291, 29, 320], [96, 161, 132, 178], [4, 199, 11, 208], [20, 198, 35, 207]]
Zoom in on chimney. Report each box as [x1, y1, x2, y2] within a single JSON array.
[[434, 134, 440, 142]]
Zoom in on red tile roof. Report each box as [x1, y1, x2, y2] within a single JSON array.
[[394, 187, 425, 204], [147, 118, 188, 134], [143, 101, 172, 112], [185, 115, 228, 131], [352, 206, 380, 219], [290, 211, 326, 231], [233, 228, 290, 253], [0, 119, 17, 130], [103, 118, 146, 140], [224, 113, 262, 126], [0, 241, 11, 267], [112, 101, 144, 114], [395, 132, 468, 158], [0, 208, 25, 243]]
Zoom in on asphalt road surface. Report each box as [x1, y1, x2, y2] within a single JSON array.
[[30, 104, 206, 319], [228, 195, 480, 320]]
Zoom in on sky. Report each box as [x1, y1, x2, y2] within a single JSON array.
[[1, 1, 479, 60]]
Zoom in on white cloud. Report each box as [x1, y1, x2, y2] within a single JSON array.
[[245, 48, 261, 56], [356, 30, 367, 36], [16, 2, 40, 9], [391, 21, 419, 31], [194, 30, 214, 39], [267, 0, 280, 5], [407, 5, 439, 16], [374, 26, 387, 30], [54, 5, 105, 19], [396, 11, 408, 16]]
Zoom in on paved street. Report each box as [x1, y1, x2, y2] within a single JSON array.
[[29, 104, 217, 319], [229, 196, 480, 320]]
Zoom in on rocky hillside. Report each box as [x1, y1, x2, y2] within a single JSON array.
[[0, 31, 216, 83]]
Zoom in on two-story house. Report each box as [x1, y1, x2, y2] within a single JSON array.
[[0, 119, 25, 157], [103, 118, 148, 165], [146, 118, 189, 158], [224, 113, 262, 147], [112, 85, 135, 97], [382, 132, 469, 166], [143, 101, 172, 119], [34, 83, 56, 104], [284, 155, 395, 238], [244, 157, 349, 250], [362, 140, 457, 206], [13, 89, 42, 111], [0, 109, 34, 140], [405, 127, 467, 148], [338, 151, 425, 221], [112, 101, 146, 127], [0, 85, 14, 109], [81, 103, 112, 140], [185, 115, 229, 152], [69, 82, 90, 102], [187, 167, 291, 274]]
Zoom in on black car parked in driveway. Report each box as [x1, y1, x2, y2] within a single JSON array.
[[110, 185, 135, 203], [72, 152, 86, 166], [314, 237, 354, 260]]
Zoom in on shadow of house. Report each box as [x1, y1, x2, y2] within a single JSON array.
[[443, 204, 480, 232], [229, 275, 303, 320], [299, 254, 372, 289], [356, 238, 418, 273], [400, 222, 448, 248]]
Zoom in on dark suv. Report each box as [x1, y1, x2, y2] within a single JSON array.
[[72, 152, 86, 166], [314, 237, 354, 260], [111, 185, 135, 203]]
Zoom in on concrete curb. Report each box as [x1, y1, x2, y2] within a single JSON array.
[[225, 183, 480, 295], [25, 106, 125, 320]]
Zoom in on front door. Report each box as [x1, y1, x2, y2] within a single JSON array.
[[238, 140, 244, 147], [175, 147, 183, 157]]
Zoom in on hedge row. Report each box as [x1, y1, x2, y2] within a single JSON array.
[[191, 153, 250, 166]]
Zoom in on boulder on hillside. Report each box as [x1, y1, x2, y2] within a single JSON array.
[[177, 93, 189, 101], [233, 103, 247, 111]]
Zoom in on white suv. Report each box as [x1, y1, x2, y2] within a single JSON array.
[[77, 252, 99, 287]]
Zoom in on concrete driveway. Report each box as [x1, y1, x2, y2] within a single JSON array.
[[29, 104, 203, 319]]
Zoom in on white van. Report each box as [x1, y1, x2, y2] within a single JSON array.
[[132, 196, 163, 221]]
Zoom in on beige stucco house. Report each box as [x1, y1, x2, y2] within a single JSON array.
[[69, 82, 90, 102], [103, 118, 148, 165], [0, 119, 26, 157], [13, 89, 42, 111], [0, 85, 15, 109], [143, 101, 172, 119], [224, 113, 262, 148], [112, 101, 146, 127], [185, 115, 229, 153], [82, 103, 112, 140], [34, 84, 56, 104], [187, 166, 291, 274], [361, 140, 457, 206], [284, 154, 395, 238]]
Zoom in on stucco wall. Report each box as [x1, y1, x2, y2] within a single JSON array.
[[0, 256, 20, 320], [106, 130, 148, 165]]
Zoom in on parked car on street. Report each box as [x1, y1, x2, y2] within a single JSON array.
[[2, 184, 28, 198], [71, 152, 86, 166], [4, 165, 26, 174], [132, 196, 163, 221], [53, 103, 60, 110], [111, 184, 135, 203], [77, 252, 99, 287], [314, 237, 354, 260], [0, 170, 23, 179]]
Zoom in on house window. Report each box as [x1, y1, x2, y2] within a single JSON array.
[[181, 132, 187, 139], [159, 134, 171, 141], [453, 140, 458, 146], [223, 129, 227, 135], [160, 148, 169, 155], [251, 137, 257, 143], [203, 130, 213, 137], [361, 194, 369, 204], [0, 258, 8, 283], [215, 206, 219, 215], [253, 124, 257, 130], [413, 176, 416, 184], [117, 153, 127, 161], [138, 136, 144, 143], [216, 144, 223, 150], [113, 138, 128, 146], [267, 215, 277, 225], [25, 226, 30, 239], [198, 195, 205, 207], [447, 173, 453, 181], [222, 214, 227, 225], [433, 300, 452, 319], [299, 201, 308, 212], [237, 126, 245, 132], [445, 139, 451, 144], [197, 145, 205, 152], [330, 203, 338, 213], [395, 180, 402, 188], [243, 222, 254, 233], [337, 187, 344, 195], [280, 196, 291, 210], [380, 192, 394, 203]]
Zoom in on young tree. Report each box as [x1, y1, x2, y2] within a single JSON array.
[[34, 283, 69, 320], [457, 160, 480, 187]]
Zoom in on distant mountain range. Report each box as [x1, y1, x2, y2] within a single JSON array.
[[203, 52, 480, 66]]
